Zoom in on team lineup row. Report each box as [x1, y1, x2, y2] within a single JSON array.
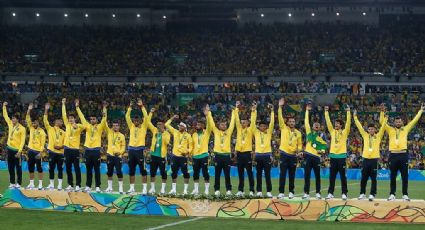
[[1, 98, 424, 201]]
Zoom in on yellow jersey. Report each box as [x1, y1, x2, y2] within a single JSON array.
[[26, 114, 46, 152], [354, 115, 386, 159], [191, 120, 212, 157], [105, 127, 126, 156], [148, 120, 171, 158], [235, 109, 255, 152], [278, 107, 302, 154], [3, 105, 26, 152], [252, 110, 275, 154], [207, 109, 236, 154], [325, 110, 351, 157], [304, 110, 327, 157], [43, 114, 66, 154], [126, 107, 151, 149], [165, 119, 193, 157], [62, 104, 85, 149], [76, 107, 107, 149]]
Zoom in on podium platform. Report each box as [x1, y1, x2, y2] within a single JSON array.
[[1, 189, 424, 223]]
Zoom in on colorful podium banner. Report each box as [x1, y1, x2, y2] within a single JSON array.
[[1, 161, 425, 181], [1, 189, 425, 223]]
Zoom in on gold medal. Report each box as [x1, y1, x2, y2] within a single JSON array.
[[197, 144, 201, 149], [261, 144, 265, 148], [156, 143, 160, 148], [312, 144, 317, 148], [242, 141, 245, 144], [220, 144, 224, 148], [369, 148, 373, 152]]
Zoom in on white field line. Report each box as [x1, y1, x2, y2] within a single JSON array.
[[146, 217, 205, 230]]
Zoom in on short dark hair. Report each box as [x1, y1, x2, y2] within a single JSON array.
[[89, 114, 97, 118], [368, 123, 376, 128], [259, 120, 268, 125], [395, 116, 402, 120], [11, 113, 20, 120], [335, 119, 344, 126], [112, 120, 120, 124]]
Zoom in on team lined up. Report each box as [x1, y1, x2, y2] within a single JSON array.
[[2, 98, 423, 201]]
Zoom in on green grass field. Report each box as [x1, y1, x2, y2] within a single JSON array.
[[0, 170, 424, 229]]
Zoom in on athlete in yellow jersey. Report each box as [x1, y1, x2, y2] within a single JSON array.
[[190, 107, 212, 196], [165, 114, 193, 195], [277, 98, 302, 199], [379, 103, 424, 201], [252, 103, 275, 198], [324, 105, 351, 200], [3, 102, 26, 189], [44, 102, 66, 191], [147, 108, 171, 195], [126, 99, 151, 194], [303, 103, 328, 200], [104, 116, 126, 194], [25, 103, 47, 190], [354, 109, 386, 201], [62, 98, 85, 191], [76, 99, 107, 193], [206, 104, 236, 196], [234, 101, 255, 197]]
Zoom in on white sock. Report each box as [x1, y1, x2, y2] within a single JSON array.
[[49, 180, 54, 186], [107, 180, 113, 189], [118, 181, 123, 192], [38, 180, 43, 187], [184, 183, 189, 193], [130, 184, 135, 190], [150, 182, 155, 190], [58, 179, 62, 188], [29, 180, 34, 186], [194, 183, 199, 191], [142, 183, 147, 191], [205, 183, 210, 192], [161, 183, 166, 192], [172, 183, 177, 191]]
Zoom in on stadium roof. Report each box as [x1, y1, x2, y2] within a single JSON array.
[[2, 0, 425, 8]]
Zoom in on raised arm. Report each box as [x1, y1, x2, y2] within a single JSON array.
[[227, 108, 237, 134], [75, 99, 88, 126], [324, 106, 334, 133], [344, 108, 351, 134], [43, 103, 52, 130], [305, 104, 312, 135], [207, 110, 217, 133], [405, 105, 424, 132], [61, 98, 69, 125], [353, 111, 366, 137], [378, 103, 387, 125], [102, 105, 110, 133], [268, 107, 275, 135], [278, 98, 286, 129], [377, 116, 388, 138], [2, 102, 11, 126], [250, 108, 257, 132], [165, 115, 178, 135], [26, 103, 33, 128], [147, 108, 158, 133]]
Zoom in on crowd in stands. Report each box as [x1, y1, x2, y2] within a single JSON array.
[[1, 82, 424, 170], [1, 21, 425, 75]]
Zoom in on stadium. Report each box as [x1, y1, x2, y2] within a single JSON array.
[[0, 0, 425, 229]]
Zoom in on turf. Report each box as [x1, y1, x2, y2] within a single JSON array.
[[0, 169, 424, 229]]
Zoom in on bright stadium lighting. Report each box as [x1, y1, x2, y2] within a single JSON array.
[[311, 13, 315, 17], [362, 12, 366, 16], [336, 12, 340, 16], [85, 13, 89, 18], [137, 14, 141, 18], [36, 13, 40, 17], [288, 13, 292, 17], [260, 13, 264, 17], [163, 15, 167, 19], [12, 12, 16, 17], [64, 13, 68, 17], [112, 14, 116, 18]]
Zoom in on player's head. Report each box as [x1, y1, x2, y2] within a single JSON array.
[[89, 114, 98, 125], [31, 117, 39, 129], [68, 114, 76, 124], [218, 120, 227, 131], [335, 119, 344, 130], [112, 120, 120, 132], [178, 122, 187, 132], [312, 120, 321, 131], [157, 120, 165, 132], [54, 118, 63, 127], [11, 113, 19, 125], [196, 120, 205, 131], [240, 115, 249, 128], [286, 117, 296, 128], [367, 123, 376, 135], [394, 116, 404, 128], [259, 120, 268, 132], [133, 115, 141, 126]]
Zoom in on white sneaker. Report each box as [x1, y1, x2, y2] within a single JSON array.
[[83, 187, 91, 192], [142, 188, 147, 195], [235, 191, 244, 197], [387, 194, 396, 201], [204, 190, 209, 196], [46, 184, 55, 191], [358, 194, 366, 200], [15, 184, 21, 189], [402, 195, 410, 202], [160, 189, 166, 195], [191, 189, 199, 196], [226, 190, 232, 196], [277, 193, 285, 199], [249, 191, 255, 197], [316, 193, 322, 200], [288, 192, 294, 199], [38, 184, 44, 190], [368, 194, 375, 201], [75, 186, 81, 192], [149, 188, 156, 194], [326, 193, 334, 200], [214, 190, 221, 196], [8, 184, 15, 189], [26, 184, 35, 190], [127, 188, 135, 194], [302, 194, 310, 200], [57, 184, 63, 191], [256, 192, 263, 197], [65, 185, 73, 191], [266, 192, 273, 198], [168, 189, 176, 195], [342, 194, 348, 200], [104, 187, 113, 193], [182, 190, 188, 195]]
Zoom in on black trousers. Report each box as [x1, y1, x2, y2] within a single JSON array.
[[279, 152, 297, 193], [193, 156, 210, 181], [48, 151, 64, 180], [106, 155, 123, 178], [304, 153, 321, 194], [237, 151, 254, 192], [7, 148, 22, 185], [214, 154, 232, 191], [150, 155, 167, 180], [389, 152, 409, 195], [128, 148, 147, 176], [256, 154, 272, 192], [28, 149, 43, 173], [84, 149, 101, 187], [361, 158, 378, 196], [328, 157, 348, 195], [171, 155, 190, 180], [64, 148, 81, 187]]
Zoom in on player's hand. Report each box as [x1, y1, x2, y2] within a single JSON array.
[[324, 106, 329, 111], [353, 109, 357, 116], [235, 101, 241, 108], [172, 114, 179, 120], [306, 103, 312, 111], [62, 98, 66, 104], [75, 99, 80, 107], [35, 154, 41, 160], [102, 101, 108, 108], [15, 152, 21, 158], [3, 101, 8, 107], [380, 103, 386, 112], [251, 102, 257, 111], [278, 98, 285, 107], [421, 103, 425, 111], [45, 103, 50, 110], [137, 98, 143, 107], [345, 105, 350, 112], [129, 100, 134, 107], [267, 103, 274, 110], [150, 107, 156, 113], [54, 145, 63, 150], [28, 103, 33, 110]]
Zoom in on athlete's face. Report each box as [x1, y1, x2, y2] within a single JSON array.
[[32, 120, 39, 128], [334, 121, 342, 130], [11, 116, 18, 126], [178, 125, 186, 132], [287, 118, 295, 129], [241, 119, 249, 128], [259, 124, 268, 132], [54, 119, 63, 127], [133, 118, 141, 126], [219, 121, 227, 131], [112, 123, 120, 132], [196, 122, 204, 131], [89, 116, 98, 125], [312, 122, 320, 131], [68, 115, 76, 124], [394, 118, 403, 128], [157, 122, 165, 132], [367, 126, 376, 135]]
